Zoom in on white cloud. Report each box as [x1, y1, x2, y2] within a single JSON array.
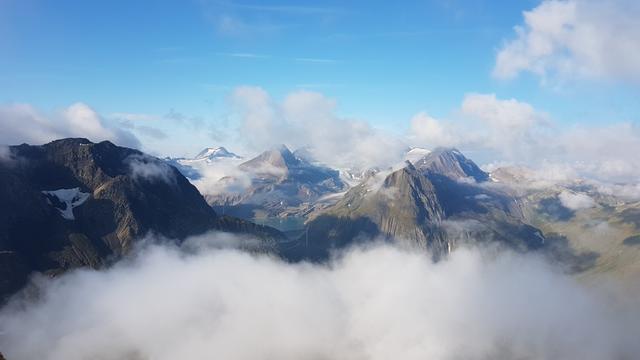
[[461, 93, 542, 132], [494, 0, 640, 83], [559, 190, 596, 210], [0, 145, 12, 162], [0, 103, 140, 148], [126, 154, 176, 184], [188, 158, 253, 196], [231, 86, 406, 170], [109, 112, 160, 122], [1, 238, 639, 359], [409, 112, 460, 148], [408, 93, 640, 186], [409, 93, 548, 160], [461, 93, 548, 158]]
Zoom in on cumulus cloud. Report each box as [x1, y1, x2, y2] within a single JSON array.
[[1, 238, 639, 360], [408, 93, 640, 186], [559, 190, 596, 210], [0, 103, 140, 148], [409, 112, 460, 148], [231, 86, 406, 170], [409, 93, 549, 161], [126, 154, 177, 184], [494, 0, 640, 83], [461, 93, 543, 132]]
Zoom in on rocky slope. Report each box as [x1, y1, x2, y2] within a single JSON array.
[[207, 145, 346, 219], [0, 138, 282, 301], [285, 149, 544, 260], [489, 165, 640, 279]]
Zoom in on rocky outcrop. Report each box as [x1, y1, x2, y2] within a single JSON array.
[[0, 138, 282, 301]]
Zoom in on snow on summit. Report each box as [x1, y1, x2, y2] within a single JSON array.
[[194, 147, 241, 161]]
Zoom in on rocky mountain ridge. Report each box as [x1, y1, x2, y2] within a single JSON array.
[[0, 138, 282, 301]]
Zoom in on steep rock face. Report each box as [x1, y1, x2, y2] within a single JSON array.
[[324, 163, 445, 246], [209, 145, 345, 218], [287, 163, 445, 260], [0, 138, 281, 300], [291, 151, 543, 261]]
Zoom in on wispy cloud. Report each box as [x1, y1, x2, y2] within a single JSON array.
[[294, 57, 339, 64], [295, 83, 346, 89], [215, 52, 340, 64], [229, 3, 343, 16], [110, 113, 160, 122], [201, 1, 342, 38], [212, 13, 294, 37], [219, 52, 271, 59], [165, 109, 205, 129]]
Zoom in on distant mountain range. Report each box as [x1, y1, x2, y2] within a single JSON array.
[[158, 143, 640, 277], [0, 139, 282, 301], [4, 138, 640, 300], [194, 147, 242, 161], [283, 148, 544, 260]]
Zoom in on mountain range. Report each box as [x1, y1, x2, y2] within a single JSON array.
[[0, 138, 281, 301], [283, 148, 544, 260], [3, 138, 640, 301]]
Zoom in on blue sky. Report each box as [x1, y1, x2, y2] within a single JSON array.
[[1, 0, 639, 159]]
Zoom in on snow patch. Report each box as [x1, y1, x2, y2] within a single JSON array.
[[42, 188, 90, 220]]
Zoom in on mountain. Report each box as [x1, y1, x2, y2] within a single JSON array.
[[0, 138, 282, 301], [193, 147, 242, 161], [207, 145, 346, 219], [285, 149, 544, 261], [488, 165, 640, 278], [164, 146, 243, 180], [412, 147, 489, 182]]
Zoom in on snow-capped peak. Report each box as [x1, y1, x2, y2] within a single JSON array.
[[194, 147, 241, 161], [404, 147, 431, 165]]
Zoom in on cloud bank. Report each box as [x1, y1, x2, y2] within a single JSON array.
[[494, 0, 640, 83], [0, 103, 140, 148], [409, 93, 640, 184], [1, 236, 639, 360]]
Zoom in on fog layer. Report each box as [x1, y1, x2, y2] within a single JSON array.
[[1, 235, 639, 360]]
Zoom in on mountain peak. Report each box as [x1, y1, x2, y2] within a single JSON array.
[[414, 147, 489, 182], [194, 147, 240, 160], [240, 145, 301, 173]]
